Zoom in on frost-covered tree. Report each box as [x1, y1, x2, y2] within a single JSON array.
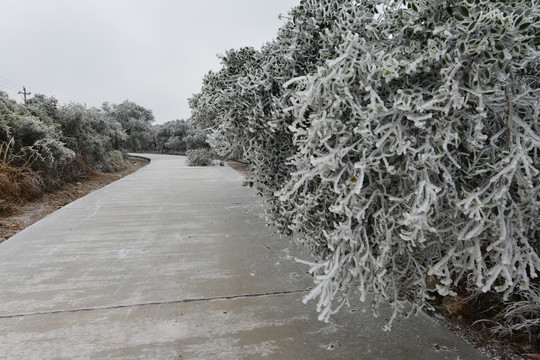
[[103, 100, 155, 151], [155, 120, 189, 153], [191, 0, 540, 337], [152, 119, 208, 153]]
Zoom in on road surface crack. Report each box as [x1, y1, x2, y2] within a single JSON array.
[[0, 289, 310, 320]]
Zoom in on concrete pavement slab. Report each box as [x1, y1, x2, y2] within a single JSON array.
[[0, 292, 482, 360], [0, 154, 488, 359]]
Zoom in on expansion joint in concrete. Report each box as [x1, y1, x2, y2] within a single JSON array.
[[0, 289, 310, 320]]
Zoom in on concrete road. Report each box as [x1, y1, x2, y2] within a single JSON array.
[[0, 154, 488, 359]]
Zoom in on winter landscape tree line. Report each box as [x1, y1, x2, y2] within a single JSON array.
[[0, 92, 208, 213], [189, 0, 539, 349]]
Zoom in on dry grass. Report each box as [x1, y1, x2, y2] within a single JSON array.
[[0, 139, 42, 211], [0, 157, 148, 243]]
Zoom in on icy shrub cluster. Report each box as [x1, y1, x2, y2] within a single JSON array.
[[6, 111, 74, 169], [1, 92, 154, 204], [154, 119, 209, 154], [190, 0, 540, 335], [186, 148, 213, 167]]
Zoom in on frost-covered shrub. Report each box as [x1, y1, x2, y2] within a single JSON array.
[[492, 285, 540, 343], [0, 92, 15, 141], [298, 0, 538, 324], [188, 48, 260, 161], [9, 116, 74, 169], [0, 91, 153, 205], [100, 150, 125, 172], [57, 103, 128, 172], [1, 96, 75, 170], [274, 0, 540, 327], [190, 0, 375, 227], [25, 94, 61, 125], [0, 137, 40, 203], [186, 148, 213, 166], [191, 0, 540, 336], [0, 94, 73, 203]]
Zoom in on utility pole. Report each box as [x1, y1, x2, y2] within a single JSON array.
[[18, 86, 31, 103]]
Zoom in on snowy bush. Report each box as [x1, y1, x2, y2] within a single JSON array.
[[190, 0, 346, 209], [26, 95, 129, 173], [9, 116, 74, 169], [1, 92, 141, 202], [492, 284, 540, 342], [191, 0, 540, 336], [58, 103, 122, 171], [1, 95, 74, 170], [0, 94, 71, 203], [186, 148, 213, 166], [1, 89, 158, 208], [280, 0, 540, 326]]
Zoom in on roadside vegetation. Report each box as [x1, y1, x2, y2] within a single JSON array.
[[0, 88, 213, 215], [153, 119, 209, 154], [0, 92, 155, 214], [190, 0, 539, 355], [152, 119, 213, 167]]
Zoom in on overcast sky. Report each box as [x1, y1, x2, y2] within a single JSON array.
[[0, 0, 299, 123]]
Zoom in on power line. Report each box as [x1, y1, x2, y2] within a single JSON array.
[[0, 75, 24, 100], [0, 81, 20, 92], [0, 77, 20, 90], [0, 75, 21, 89], [0, 75, 34, 104]]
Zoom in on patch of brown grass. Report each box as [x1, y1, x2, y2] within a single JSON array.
[[0, 157, 148, 243], [0, 139, 43, 212]]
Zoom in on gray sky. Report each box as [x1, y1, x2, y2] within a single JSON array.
[[0, 0, 299, 123]]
